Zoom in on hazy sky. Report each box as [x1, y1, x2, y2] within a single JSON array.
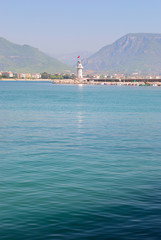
[[1, 0, 161, 55]]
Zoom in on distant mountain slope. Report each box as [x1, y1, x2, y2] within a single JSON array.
[[0, 37, 73, 73], [85, 33, 161, 74], [52, 51, 93, 66]]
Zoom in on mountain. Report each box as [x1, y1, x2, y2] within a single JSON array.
[[0, 37, 73, 73], [85, 33, 161, 74]]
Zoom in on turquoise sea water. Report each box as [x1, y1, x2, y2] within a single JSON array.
[[0, 81, 161, 240]]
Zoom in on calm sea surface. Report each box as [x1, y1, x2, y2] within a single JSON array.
[[0, 81, 161, 240]]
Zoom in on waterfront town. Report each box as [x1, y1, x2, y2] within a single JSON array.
[[1, 60, 161, 87]]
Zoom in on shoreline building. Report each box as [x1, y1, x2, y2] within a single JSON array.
[[1, 71, 13, 78], [77, 58, 83, 79]]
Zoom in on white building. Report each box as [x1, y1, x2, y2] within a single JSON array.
[[77, 60, 83, 79], [31, 73, 41, 79]]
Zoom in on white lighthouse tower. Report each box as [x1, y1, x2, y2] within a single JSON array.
[[77, 59, 83, 79]]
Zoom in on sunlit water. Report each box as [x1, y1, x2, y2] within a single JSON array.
[[0, 81, 161, 239]]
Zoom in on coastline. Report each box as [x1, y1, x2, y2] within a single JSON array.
[[1, 78, 161, 86], [0, 78, 51, 81]]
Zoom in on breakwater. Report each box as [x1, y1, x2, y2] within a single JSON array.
[[53, 78, 161, 86]]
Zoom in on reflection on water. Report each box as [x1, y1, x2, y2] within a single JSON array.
[[77, 111, 83, 129]]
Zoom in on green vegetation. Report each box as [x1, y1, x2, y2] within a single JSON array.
[[41, 72, 76, 79], [0, 37, 74, 73], [85, 33, 161, 74], [50, 74, 63, 79]]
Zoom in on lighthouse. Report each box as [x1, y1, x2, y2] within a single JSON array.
[[77, 57, 83, 79]]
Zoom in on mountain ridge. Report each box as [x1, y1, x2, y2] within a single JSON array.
[[0, 37, 73, 73], [85, 33, 161, 74]]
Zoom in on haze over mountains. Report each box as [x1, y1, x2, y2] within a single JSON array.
[[85, 33, 161, 74], [52, 51, 93, 66], [0, 37, 73, 73]]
